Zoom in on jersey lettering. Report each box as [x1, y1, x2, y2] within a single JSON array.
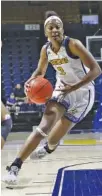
[[49, 57, 68, 66]]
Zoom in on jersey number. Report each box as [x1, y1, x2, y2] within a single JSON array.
[[57, 66, 66, 75]]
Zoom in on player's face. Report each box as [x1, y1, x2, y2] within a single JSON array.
[[45, 19, 64, 42]]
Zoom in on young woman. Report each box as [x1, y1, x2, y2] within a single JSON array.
[[3, 11, 101, 184]]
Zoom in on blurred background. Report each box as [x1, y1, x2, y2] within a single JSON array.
[[1, 1, 102, 133]]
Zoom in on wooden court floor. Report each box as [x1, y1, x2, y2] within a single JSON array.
[[1, 136, 102, 196]]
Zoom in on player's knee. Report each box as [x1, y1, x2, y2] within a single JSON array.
[[1, 117, 12, 141], [45, 101, 65, 119], [35, 103, 65, 138], [44, 106, 56, 117]]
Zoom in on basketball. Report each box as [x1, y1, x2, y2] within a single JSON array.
[[25, 77, 53, 104]]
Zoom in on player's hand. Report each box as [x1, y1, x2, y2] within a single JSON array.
[[25, 97, 33, 104], [24, 77, 35, 96], [56, 81, 76, 102], [24, 77, 35, 88], [56, 81, 75, 94]]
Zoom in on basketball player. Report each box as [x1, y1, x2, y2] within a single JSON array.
[[3, 11, 102, 184], [1, 101, 12, 149], [1, 41, 12, 149]]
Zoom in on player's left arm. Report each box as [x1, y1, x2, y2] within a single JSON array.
[[1, 101, 10, 121], [69, 39, 102, 90]]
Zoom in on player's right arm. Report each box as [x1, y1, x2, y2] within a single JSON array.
[[32, 45, 48, 78], [24, 45, 48, 98], [26, 45, 48, 85]]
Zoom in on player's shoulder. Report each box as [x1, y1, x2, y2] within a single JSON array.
[[40, 42, 51, 58], [40, 44, 47, 54], [69, 38, 83, 48], [44, 41, 51, 49], [63, 36, 82, 48], [40, 43, 50, 58], [41, 42, 50, 52], [68, 38, 85, 57]]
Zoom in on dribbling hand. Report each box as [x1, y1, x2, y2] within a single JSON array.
[[24, 77, 35, 102]]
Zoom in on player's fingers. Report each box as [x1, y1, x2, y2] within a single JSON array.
[[27, 97, 32, 104], [24, 86, 30, 96], [25, 83, 30, 88], [56, 88, 66, 91], [60, 80, 67, 86], [25, 77, 35, 87]]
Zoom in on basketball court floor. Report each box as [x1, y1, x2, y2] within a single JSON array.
[[1, 131, 102, 196]]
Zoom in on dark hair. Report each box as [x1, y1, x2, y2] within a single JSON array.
[[45, 11, 60, 20]]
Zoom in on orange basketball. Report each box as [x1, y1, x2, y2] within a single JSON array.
[[26, 77, 53, 104]]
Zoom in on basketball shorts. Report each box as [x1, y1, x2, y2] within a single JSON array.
[[49, 82, 95, 123]]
